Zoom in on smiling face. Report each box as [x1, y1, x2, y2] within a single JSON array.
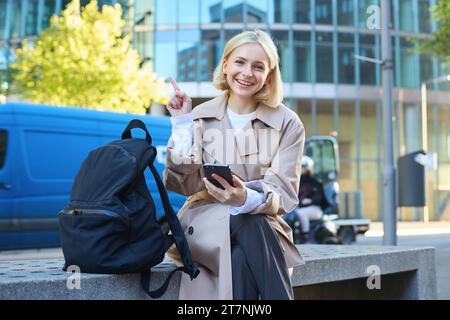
[[222, 42, 271, 102]]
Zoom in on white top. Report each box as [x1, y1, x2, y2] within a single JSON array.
[[226, 106, 256, 136], [169, 108, 265, 215]]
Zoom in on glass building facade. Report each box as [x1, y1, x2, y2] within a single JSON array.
[[1, 0, 450, 221]]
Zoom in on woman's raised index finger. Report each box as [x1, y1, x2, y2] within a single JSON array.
[[169, 77, 181, 92]]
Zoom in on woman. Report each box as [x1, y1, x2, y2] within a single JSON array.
[[164, 30, 305, 300]]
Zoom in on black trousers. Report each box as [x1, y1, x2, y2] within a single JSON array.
[[230, 214, 294, 300]]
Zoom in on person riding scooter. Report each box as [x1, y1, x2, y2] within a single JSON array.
[[293, 156, 330, 243]]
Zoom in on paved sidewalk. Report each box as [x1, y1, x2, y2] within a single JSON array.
[[366, 221, 450, 237], [0, 248, 63, 261]]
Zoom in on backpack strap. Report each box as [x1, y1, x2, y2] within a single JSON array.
[[121, 119, 152, 145], [147, 156, 200, 278], [141, 147, 199, 299], [140, 265, 194, 299]]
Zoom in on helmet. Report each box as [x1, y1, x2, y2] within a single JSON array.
[[301, 156, 314, 171]]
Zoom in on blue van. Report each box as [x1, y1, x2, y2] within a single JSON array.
[[0, 102, 186, 250]]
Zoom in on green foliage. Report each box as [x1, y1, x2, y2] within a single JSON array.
[[11, 0, 169, 114], [414, 0, 450, 64]]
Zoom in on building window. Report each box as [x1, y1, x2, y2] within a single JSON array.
[[338, 0, 354, 26], [294, 31, 312, 82], [155, 0, 176, 25], [338, 33, 355, 84], [199, 30, 221, 81], [294, 0, 310, 24], [134, 0, 153, 25], [399, 0, 415, 32], [60, 0, 72, 12], [246, 0, 268, 23], [271, 30, 291, 82], [359, 34, 376, 85], [177, 29, 200, 81], [316, 100, 335, 136], [201, 0, 222, 23], [269, 0, 292, 24], [295, 99, 312, 137], [399, 37, 418, 88], [223, 0, 244, 23], [338, 100, 357, 186], [154, 30, 176, 79], [25, 0, 39, 36], [42, 0, 57, 30], [315, 0, 332, 25], [178, 0, 199, 24], [11, 1, 22, 39], [133, 31, 153, 66], [316, 32, 333, 83], [420, 54, 433, 84], [418, 0, 432, 33], [0, 0, 7, 40]]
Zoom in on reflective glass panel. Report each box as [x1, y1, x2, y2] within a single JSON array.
[[179, 0, 199, 24], [315, 0, 332, 25], [25, 0, 39, 36], [316, 32, 333, 83], [399, 37, 418, 88], [294, 31, 312, 82], [155, 0, 176, 25], [294, 0, 311, 23], [269, 0, 292, 24], [199, 30, 221, 81], [177, 29, 200, 81], [359, 34, 376, 85], [154, 30, 177, 79], [338, 33, 355, 84], [338, 0, 354, 26], [223, 0, 244, 23], [399, 0, 414, 32], [42, 0, 57, 29], [201, 0, 222, 23], [418, 0, 432, 33], [246, 0, 268, 23], [0, 0, 7, 39], [271, 30, 291, 82]]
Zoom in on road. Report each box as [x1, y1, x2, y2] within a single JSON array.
[[355, 222, 450, 300]]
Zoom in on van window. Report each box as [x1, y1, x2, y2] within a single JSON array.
[[0, 130, 7, 169]]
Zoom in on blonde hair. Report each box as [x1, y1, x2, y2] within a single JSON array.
[[212, 30, 283, 108]]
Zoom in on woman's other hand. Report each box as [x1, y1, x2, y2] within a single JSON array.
[[166, 77, 192, 117], [203, 175, 247, 206]]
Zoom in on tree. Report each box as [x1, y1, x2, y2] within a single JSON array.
[[414, 0, 450, 64], [11, 0, 169, 114]]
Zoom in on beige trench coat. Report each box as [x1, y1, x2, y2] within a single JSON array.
[[163, 92, 305, 300]]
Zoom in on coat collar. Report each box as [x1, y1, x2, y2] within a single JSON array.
[[192, 92, 284, 131]]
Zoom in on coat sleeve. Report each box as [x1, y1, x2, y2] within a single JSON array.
[[245, 119, 305, 217], [163, 119, 205, 196]]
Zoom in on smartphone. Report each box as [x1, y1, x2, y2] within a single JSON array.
[[203, 163, 234, 190]]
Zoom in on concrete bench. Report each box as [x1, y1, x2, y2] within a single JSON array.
[[0, 245, 437, 300]]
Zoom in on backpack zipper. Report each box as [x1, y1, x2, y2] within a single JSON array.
[[59, 209, 128, 225]]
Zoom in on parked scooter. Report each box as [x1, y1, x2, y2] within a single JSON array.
[[284, 210, 339, 244]]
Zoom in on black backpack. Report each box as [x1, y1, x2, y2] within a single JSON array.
[[58, 119, 199, 298]]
